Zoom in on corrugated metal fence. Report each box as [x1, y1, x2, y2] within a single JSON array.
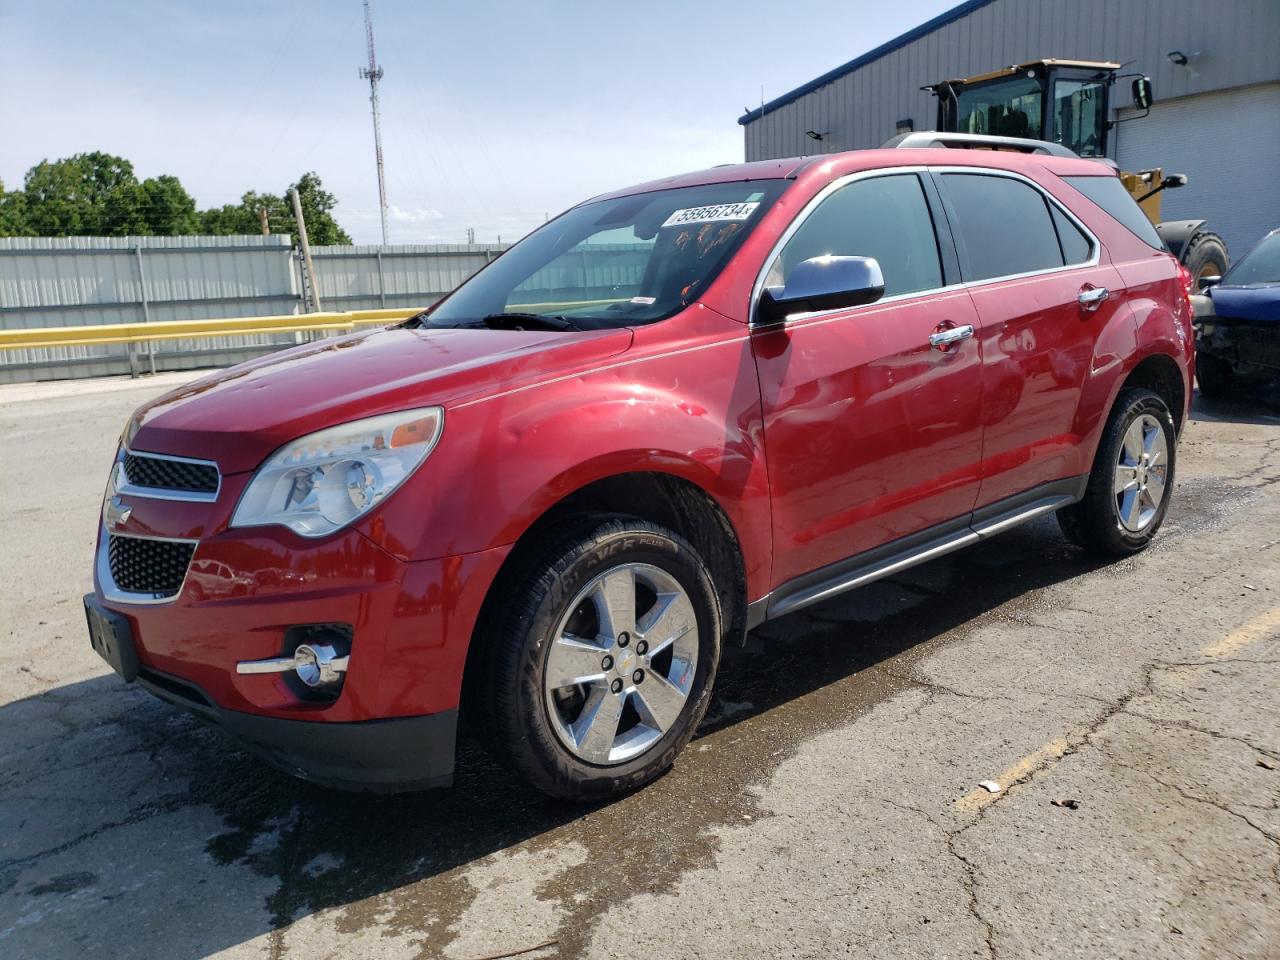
[[0, 236, 510, 384]]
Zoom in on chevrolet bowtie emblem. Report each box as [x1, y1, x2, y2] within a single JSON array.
[[105, 496, 133, 530]]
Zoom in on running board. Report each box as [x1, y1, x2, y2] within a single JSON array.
[[767, 528, 978, 621], [753, 478, 1085, 625]]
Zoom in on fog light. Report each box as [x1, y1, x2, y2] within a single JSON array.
[[293, 643, 348, 688]]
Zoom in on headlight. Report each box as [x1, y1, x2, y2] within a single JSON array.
[[231, 407, 443, 538]]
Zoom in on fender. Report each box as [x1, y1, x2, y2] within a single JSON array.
[[1074, 303, 1191, 468], [1155, 220, 1207, 262], [358, 318, 775, 600]]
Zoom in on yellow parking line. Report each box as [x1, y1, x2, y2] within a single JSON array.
[[1201, 606, 1280, 659], [954, 607, 1280, 814], [955, 737, 1071, 812]]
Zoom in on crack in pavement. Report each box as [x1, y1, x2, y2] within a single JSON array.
[[1120, 705, 1280, 765], [934, 641, 1280, 955], [946, 832, 997, 959]]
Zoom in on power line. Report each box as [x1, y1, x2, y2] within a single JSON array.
[[359, 0, 389, 246]]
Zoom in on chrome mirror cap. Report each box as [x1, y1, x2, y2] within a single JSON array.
[[756, 255, 886, 327]]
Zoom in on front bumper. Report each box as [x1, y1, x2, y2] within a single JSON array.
[[1197, 319, 1280, 376], [94, 500, 509, 790], [138, 665, 457, 792], [90, 443, 513, 790]]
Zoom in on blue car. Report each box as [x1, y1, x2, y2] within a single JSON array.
[[1196, 228, 1280, 398]]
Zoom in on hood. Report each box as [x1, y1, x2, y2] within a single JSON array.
[[129, 324, 633, 474], [1209, 284, 1280, 324]]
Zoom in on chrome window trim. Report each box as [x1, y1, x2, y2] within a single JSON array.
[[97, 527, 198, 606], [748, 164, 1102, 328], [117, 448, 222, 503], [749, 166, 934, 327]]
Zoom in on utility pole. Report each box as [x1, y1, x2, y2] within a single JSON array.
[[291, 187, 321, 312], [259, 206, 270, 236], [360, 0, 389, 246]]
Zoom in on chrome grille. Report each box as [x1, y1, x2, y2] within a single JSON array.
[[123, 453, 219, 495], [107, 535, 195, 597]]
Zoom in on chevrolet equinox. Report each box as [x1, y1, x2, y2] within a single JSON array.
[[86, 138, 1194, 799]]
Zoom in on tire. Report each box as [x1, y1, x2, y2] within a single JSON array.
[[1057, 387, 1177, 556], [1181, 231, 1229, 288], [478, 516, 722, 801], [1195, 351, 1234, 399]]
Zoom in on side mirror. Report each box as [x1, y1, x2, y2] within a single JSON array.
[[1132, 76, 1154, 111], [756, 255, 885, 327], [1198, 274, 1221, 291]]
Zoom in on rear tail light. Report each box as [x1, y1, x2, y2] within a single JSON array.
[[1177, 263, 1195, 310]]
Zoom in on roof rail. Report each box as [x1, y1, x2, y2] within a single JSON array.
[[882, 131, 1080, 159]]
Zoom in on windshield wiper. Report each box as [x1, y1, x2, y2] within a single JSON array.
[[481, 312, 582, 332]]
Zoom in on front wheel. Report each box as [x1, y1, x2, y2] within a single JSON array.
[[478, 517, 722, 801], [1196, 351, 1234, 399], [1058, 387, 1177, 556]]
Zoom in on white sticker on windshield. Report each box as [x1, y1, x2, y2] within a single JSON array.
[[662, 201, 760, 228]]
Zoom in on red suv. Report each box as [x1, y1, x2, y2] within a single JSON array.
[[85, 137, 1193, 800]]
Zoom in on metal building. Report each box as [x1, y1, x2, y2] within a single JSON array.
[[739, 0, 1280, 256]]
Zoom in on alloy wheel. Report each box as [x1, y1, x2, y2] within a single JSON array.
[[543, 562, 699, 766], [1114, 413, 1169, 532]]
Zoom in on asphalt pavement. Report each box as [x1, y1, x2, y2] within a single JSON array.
[[1, 372, 1278, 960]]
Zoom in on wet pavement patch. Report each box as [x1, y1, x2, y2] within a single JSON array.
[[27, 872, 96, 896]]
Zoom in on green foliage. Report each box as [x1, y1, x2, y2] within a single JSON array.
[[0, 154, 353, 244], [289, 172, 352, 245], [21, 152, 148, 236], [0, 179, 31, 236], [140, 174, 199, 235]]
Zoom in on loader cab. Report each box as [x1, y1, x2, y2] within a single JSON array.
[[931, 59, 1123, 158]]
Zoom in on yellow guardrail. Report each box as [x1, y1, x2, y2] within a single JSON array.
[[0, 307, 424, 351]]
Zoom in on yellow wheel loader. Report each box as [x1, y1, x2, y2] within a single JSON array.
[[924, 59, 1228, 283]]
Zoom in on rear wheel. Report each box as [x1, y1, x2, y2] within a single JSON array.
[[478, 517, 722, 801], [1195, 351, 1234, 399], [1057, 388, 1176, 556]]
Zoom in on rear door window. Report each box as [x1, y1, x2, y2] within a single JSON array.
[[942, 173, 1065, 281], [766, 173, 943, 298]]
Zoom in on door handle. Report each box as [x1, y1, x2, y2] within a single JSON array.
[[1078, 286, 1109, 310], [929, 324, 975, 350]]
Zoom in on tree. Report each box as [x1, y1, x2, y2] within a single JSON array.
[[21, 152, 148, 236], [199, 190, 287, 237], [0, 179, 30, 236], [288, 172, 352, 245], [0, 153, 354, 244], [140, 175, 198, 235], [197, 174, 352, 244]]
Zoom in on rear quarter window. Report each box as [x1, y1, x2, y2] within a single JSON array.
[[1064, 175, 1167, 251], [1050, 205, 1093, 265]]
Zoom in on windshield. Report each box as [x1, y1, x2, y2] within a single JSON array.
[[954, 75, 1043, 139], [1223, 231, 1280, 285], [423, 180, 789, 330]]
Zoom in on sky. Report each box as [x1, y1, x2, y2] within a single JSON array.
[[0, 0, 958, 245]]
